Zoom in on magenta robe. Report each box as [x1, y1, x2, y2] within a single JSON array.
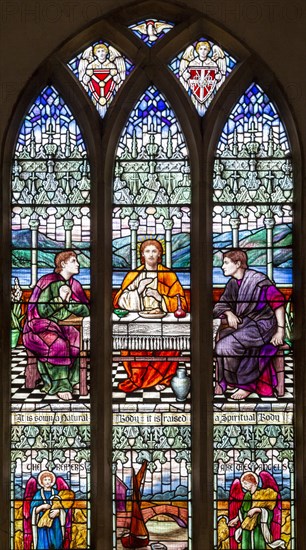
[[23, 272, 89, 368]]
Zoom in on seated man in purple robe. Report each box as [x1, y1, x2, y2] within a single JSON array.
[[23, 250, 89, 401], [213, 249, 285, 400]]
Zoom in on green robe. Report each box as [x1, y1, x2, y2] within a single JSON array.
[[240, 491, 274, 549], [36, 280, 89, 395]]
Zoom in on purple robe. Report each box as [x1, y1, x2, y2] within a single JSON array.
[[23, 273, 89, 368], [213, 269, 285, 395]]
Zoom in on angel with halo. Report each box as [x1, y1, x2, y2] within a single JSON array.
[[227, 470, 286, 549], [78, 43, 126, 117], [179, 40, 226, 115], [23, 470, 75, 549]]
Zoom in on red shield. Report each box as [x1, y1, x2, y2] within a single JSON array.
[[189, 66, 217, 104], [88, 69, 116, 106]]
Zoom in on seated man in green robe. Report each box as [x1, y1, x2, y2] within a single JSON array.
[[23, 251, 89, 400]]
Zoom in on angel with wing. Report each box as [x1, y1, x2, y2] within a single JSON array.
[[179, 41, 226, 115], [228, 471, 286, 549], [78, 43, 126, 117], [23, 470, 75, 549]]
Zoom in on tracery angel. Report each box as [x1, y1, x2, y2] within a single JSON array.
[[78, 43, 126, 117], [179, 41, 227, 115]]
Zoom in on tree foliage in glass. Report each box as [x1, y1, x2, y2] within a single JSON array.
[[11, 85, 91, 549], [212, 83, 294, 549], [112, 86, 192, 549]]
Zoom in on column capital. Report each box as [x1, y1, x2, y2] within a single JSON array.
[[29, 219, 39, 229], [128, 218, 139, 230], [64, 219, 74, 230], [264, 216, 275, 229], [229, 217, 240, 230], [163, 218, 174, 230]]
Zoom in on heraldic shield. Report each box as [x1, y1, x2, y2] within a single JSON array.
[[189, 66, 217, 103], [88, 69, 116, 106]]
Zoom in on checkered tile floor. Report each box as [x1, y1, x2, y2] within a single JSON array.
[[11, 346, 293, 405], [11, 347, 90, 403], [112, 359, 191, 405], [213, 354, 294, 403]]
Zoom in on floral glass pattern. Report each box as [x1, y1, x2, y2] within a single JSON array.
[[11, 86, 91, 549], [112, 86, 192, 549], [212, 83, 294, 549]]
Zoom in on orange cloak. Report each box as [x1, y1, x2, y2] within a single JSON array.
[[114, 265, 187, 392], [113, 264, 187, 312]]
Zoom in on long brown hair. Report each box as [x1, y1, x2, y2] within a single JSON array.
[[140, 240, 163, 264]]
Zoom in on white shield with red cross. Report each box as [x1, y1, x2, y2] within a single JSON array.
[[88, 69, 116, 106], [188, 66, 217, 104]]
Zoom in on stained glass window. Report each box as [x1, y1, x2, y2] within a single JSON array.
[[112, 86, 191, 549], [128, 19, 174, 46], [169, 38, 237, 116], [11, 86, 91, 549], [68, 42, 133, 118], [212, 83, 294, 549], [5, 9, 302, 549]]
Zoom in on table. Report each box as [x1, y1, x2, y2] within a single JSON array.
[[112, 312, 191, 358], [58, 314, 89, 396]]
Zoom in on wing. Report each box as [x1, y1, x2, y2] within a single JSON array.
[[131, 23, 147, 34], [154, 22, 173, 34], [56, 476, 69, 491], [109, 45, 122, 63], [180, 45, 195, 73], [259, 471, 282, 540], [211, 45, 227, 90], [78, 46, 94, 82], [109, 46, 126, 82], [23, 477, 38, 550], [179, 46, 195, 90], [229, 478, 244, 550], [56, 478, 73, 549]]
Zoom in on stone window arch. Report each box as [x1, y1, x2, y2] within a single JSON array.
[[1, 2, 303, 549]]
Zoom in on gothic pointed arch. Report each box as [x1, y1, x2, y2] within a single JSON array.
[[1, 2, 303, 549]]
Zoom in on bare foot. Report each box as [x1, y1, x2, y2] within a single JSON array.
[[57, 391, 73, 401], [275, 384, 284, 397], [155, 384, 166, 391], [214, 383, 224, 395], [231, 389, 251, 400]]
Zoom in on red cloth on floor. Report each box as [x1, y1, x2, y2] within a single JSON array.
[[118, 350, 180, 392]]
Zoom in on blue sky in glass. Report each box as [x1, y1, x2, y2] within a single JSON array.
[[68, 41, 133, 118], [128, 19, 174, 46], [16, 86, 86, 154], [213, 82, 293, 285], [116, 85, 189, 158], [169, 38, 237, 116], [216, 83, 290, 156]]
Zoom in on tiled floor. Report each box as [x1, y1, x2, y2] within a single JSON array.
[[11, 346, 293, 407]]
